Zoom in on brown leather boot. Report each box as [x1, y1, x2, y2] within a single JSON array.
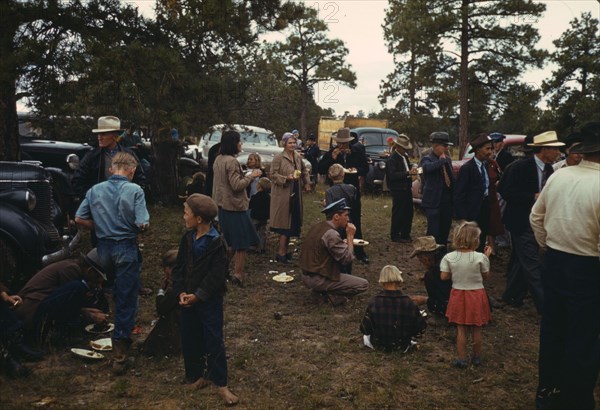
[[112, 338, 129, 376]]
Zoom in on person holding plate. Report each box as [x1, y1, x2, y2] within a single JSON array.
[[299, 199, 368, 306], [318, 128, 370, 263], [269, 132, 312, 264]]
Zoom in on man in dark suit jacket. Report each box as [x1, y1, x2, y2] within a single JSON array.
[[386, 134, 419, 242], [319, 128, 370, 263], [454, 134, 494, 250], [497, 131, 563, 313], [419, 132, 455, 246]]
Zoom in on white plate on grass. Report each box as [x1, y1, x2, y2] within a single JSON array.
[[85, 323, 114, 334], [89, 338, 112, 351], [71, 348, 104, 360]]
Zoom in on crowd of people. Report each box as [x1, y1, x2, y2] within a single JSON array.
[[1, 117, 598, 409]]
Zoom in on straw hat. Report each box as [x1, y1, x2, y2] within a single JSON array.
[[92, 116, 122, 133], [527, 131, 565, 147]]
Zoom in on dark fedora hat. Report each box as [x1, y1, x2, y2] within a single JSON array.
[[468, 134, 492, 153], [429, 131, 454, 146], [81, 248, 111, 281], [578, 122, 600, 153]]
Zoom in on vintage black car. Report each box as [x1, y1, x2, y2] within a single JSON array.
[[0, 161, 81, 290], [351, 127, 399, 192]]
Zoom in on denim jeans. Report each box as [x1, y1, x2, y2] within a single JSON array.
[[180, 296, 228, 387], [97, 238, 140, 340]]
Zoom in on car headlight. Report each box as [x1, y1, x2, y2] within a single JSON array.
[[0, 189, 36, 212], [377, 161, 386, 170], [66, 153, 80, 170]]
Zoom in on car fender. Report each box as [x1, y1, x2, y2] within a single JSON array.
[[0, 202, 49, 268]]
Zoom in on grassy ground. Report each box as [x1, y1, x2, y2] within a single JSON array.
[[1, 186, 595, 409]]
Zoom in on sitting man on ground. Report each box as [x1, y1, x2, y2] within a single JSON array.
[[299, 198, 368, 306], [15, 249, 111, 345]]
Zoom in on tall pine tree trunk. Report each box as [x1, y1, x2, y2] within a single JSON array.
[[458, 0, 470, 158]]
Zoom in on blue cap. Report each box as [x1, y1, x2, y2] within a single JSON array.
[[489, 132, 506, 141], [321, 198, 351, 215], [170, 128, 179, 140], [292, 129, 299, 134]]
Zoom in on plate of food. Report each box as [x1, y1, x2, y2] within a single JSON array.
[[85, 323, 114, 334], [272, 273, 294, 283], [71, 348, 104, 360], [353, 239, 369, 246], [89, 338, 112, 351], [343, 167, 358, 174]]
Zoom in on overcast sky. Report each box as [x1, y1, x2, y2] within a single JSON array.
[[128, 0, 599, 117]]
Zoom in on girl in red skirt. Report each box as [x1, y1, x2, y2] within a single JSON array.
[[441, 221, 493, 368]]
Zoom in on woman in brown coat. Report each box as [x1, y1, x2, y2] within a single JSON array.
[[270, 132, 311, 263]]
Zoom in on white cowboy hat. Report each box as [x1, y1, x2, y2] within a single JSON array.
[[92, 116, 122, 133]]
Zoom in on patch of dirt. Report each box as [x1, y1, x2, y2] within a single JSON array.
[[2, 188, 597, 408]]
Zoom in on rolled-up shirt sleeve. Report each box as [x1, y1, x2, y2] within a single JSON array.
[[530, 191, 547, 248], [322, 229, 355, 265]]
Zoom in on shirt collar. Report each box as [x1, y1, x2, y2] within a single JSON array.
[[534, 154, 546, 171]]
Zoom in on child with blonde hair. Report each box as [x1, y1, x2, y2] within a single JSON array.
[[245, 153, 266, 197], [441, 221, 492, 368], [360, 265, 427, 352]]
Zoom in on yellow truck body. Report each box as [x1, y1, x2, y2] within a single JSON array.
[[317, 117, 389, 151]]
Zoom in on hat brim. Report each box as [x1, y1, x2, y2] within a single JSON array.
[[527, 141, 565, 147], [92, 128, 122, 134], [321, 206, 351, 214], [333, 137, 353, 143], [468, 141, 492, 154], [409, 244, 444, 258], [393, 141, 413, 150], [81, 252, 108, 281], [431, 140, 454, 146], [574, 142, 600, 153]]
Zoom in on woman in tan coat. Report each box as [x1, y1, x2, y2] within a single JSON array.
[[270, 132, 311, 263], [212, 131, 263, 286]]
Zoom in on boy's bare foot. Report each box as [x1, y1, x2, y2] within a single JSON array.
[[187, 377, 210, 390], [217, 386, 239, 406]]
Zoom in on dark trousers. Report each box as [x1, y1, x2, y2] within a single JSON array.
[[390, 189, 413, 240], [353, 190, 367, 259], [424, 190, 452, 245], [180, 296, 228, 387], [537, 248, 600, 410], [475, 196, 491, 251], [502, 228, 544, 313], [0, 303, 23, 345], [34, 280, 88, 340]]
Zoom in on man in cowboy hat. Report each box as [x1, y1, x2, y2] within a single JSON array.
[[318, 128, 370, 263], [419, 131, 455, 246], [72, 116, 147, 199], [386, 134, 419, 243], [15, 248, 112, 345], [497, 131, 564, 314], [530, 122, 600, 410], [299, 199, 368, 306], [454, 133, 494, 250]]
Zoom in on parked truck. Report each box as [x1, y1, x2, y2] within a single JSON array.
[[317, 117, 388, 151]]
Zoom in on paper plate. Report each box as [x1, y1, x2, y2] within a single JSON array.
[[85, 323, 114, 334], [89, 338, 112, 351], [272, 273, 294, 283], [353, 239, 369, 246], [71, 348, 104, 360]]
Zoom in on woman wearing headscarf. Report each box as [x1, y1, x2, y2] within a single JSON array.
[[212, 131, 262, 286], [269, 132, 312, 263]]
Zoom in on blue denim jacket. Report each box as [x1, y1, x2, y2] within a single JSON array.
[[76, 175, 149, 239]]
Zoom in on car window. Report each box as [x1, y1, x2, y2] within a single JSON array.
[[359, 133, 384, 146], [365, 145, 388, 156], [240, 131, 276, 146]]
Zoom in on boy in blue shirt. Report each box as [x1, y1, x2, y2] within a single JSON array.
[[75, 152, 149, 375]]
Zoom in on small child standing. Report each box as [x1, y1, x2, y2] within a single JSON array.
[[245, 153, 266, 198], [172, 194, 238, 405], [249, 177, 271, 253], [325, 164, 357, 209], [441, 221, 492, 368]]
